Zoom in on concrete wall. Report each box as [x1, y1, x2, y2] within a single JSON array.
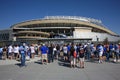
[[73, 31, 120, 42]]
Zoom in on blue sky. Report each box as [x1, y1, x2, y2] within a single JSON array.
[[0, 0, 120, 34]]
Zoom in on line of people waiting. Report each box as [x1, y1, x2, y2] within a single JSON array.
[[0, 42, 120, 68]]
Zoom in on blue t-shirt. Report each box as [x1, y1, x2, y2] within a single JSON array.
[[98, 45, 103, 52], [40, 46, 48, 54], [109, 44, 114, 50], [19, 46, 25, 54], [67, 45, 71, 52]]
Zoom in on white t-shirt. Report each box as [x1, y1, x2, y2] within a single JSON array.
[[30, 46, 35, 53], [63, 46, 67, 54], [8, 46, 13, 53], [99, 45, 103, 53], [13, 46, 19, 53]]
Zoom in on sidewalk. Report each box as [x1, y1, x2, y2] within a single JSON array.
[[0, 56, 41, 66]]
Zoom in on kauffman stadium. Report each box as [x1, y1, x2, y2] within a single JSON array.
[[0, 16, 120, 45]]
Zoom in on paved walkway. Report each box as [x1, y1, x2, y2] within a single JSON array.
[[0, 58, 120, 80]]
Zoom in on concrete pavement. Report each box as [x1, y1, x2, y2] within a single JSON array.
[[0, 58, 120, 80]]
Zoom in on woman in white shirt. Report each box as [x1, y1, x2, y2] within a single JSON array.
[[8, 45, 13, 60], [30, 44, 35, 59], [13, 45, 19, 60], [63, 44, 68, 61]]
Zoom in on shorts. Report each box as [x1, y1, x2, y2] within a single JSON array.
[[42, 54, 47, 60], [3, 52, 7, 56], [71, 57, 76, 65], [70, 56, 74, 61], [8, 52, 13, 56], [64, 53, 68, 56], [79, 57, 84, 62], [14, 53, 18, 57], [99, 52, 103, 57]]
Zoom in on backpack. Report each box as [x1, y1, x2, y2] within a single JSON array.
[[73, 51, 77, 58], [79, 48, 84, 58]]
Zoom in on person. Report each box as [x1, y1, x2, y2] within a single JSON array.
[[30, 44, 35, 59], [79, 45, 85, 68], [119, 43, 120, 57], [38, 44, 41, 57], [34, 45, 38, 55], [25, 44, 30, 61], [13, 45, 19, 60], [103, 45, 107, 62], [8, 45, 13, 60], [73, 49, 77, 68], [114, 44, 119, 63], [85, 43, 91, 60], [56, 44, 60, 60], [0, 46, 3, 60], [19, 43, 26, 67], [90, 43, 95, 59], [40, 44, 48, 64], [70, 43, 75, 68], [48, 44, 54, 63], [67, 43, 71, 61], [53, 45, 57, 60], [109, 44, 115, 58], [2, 46, 7, 60], [104, 44, 110, 61], [98, 44, 104, 63], [63, 44, 68, 61]]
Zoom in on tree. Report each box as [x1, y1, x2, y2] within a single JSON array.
[[103, 37, 109, 45]]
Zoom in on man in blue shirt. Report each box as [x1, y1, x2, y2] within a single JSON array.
[[67, 43, 71, 61], [40, 44, 48, 64], [19, 43, 26, 67]]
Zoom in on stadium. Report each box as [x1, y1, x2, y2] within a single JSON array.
[[0, 16, 120, 45]]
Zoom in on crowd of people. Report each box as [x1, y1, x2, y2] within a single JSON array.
[[0, 42, 120, 68]]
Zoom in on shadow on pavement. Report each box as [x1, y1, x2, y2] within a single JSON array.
[[58, 59, 71, 68], [34, 60, 43, 65], [58, 62, 70, 68], [15, 63, 22, 67]]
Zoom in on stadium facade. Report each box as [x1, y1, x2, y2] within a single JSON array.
[[0, 16, 120, 45]]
